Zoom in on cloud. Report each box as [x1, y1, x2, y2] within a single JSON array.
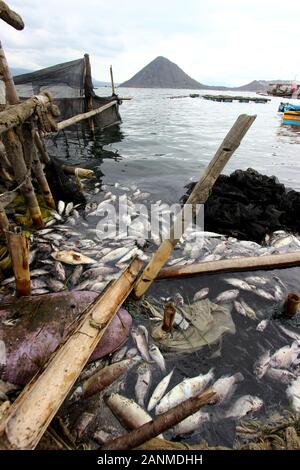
[[2, 0, 300, 85]]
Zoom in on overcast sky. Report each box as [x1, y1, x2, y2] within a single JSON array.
[[2, 0, 300, 85]]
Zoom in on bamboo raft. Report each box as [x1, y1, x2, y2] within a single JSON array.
[[203, 94, 270, 104]]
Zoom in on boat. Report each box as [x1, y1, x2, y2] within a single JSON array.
[[13, 55, 122, 130], [282, 110, 300, 126], [268, 82, 300, 98]]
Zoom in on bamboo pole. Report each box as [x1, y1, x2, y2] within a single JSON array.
[[84, 53, 95, 136], [110, 65, 115, 95], [157, 251, 300, 280], [0, 1, 24, 30], [0, 258, 143, 450], [0, 41, 19, 104], [5, 226, 31, 296], [56, 100, 117, 131], [102, 389, 216, 450], [34, 132, 50, 164], [62, 164, 94, 179], [3, 128, 44, 228], [133, 114, 256, 299]]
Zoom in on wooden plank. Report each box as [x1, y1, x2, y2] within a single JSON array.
[[133, 114, 256, 299], [157, 251, 300, 280], [56, 100, 117, 131], [0, 1, 24, 30], [0, 258, 143, 450]]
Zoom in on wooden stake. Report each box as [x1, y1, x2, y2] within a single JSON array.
[[0, 258, 143, 450], [133, 114, 256, 299], [56, 100, 117, 131], [5, 226, 31, 296], [84, 53, 95, 136], [0, 1, 24, 30], [102, 389, 216, 450], [110, 65, 115, 95], [157, 251, 300, 280]]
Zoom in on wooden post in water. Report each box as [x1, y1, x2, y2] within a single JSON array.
[[6, 226, 31, 296], [110, 65, 115, 95], [133, 114, 257, 299], [84, 53, 95, 136]]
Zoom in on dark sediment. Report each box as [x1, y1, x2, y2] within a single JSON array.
[[181, 168, 300, 243]]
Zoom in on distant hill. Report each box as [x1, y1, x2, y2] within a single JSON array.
[[120, 56, 204, 89], [11, 67, 32, 76]]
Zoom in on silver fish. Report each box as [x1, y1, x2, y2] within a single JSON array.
[[240, 299, 257, 320], [82, 267, 107, 281], [226, 395, 263, 419], [126, 348, 139, 359], [65, 202, 74, 217], [54, 261, 66, 282], [193, 288, 209, 302], [234, 301, 247, 316], [91, 281, 107, 292], [174, 293, 184, 306], [111, 346, 128, 364], [212, 373, 244, 405], [273, 285, 285, 301], [156, 369, 214, 414], [101, 247, 130, 263], [149, 344, 166, 373], [254, 288, 275, 301], [147, 370, 174, 412], [1, 276, 16, 286], [58, 200, 65, 215], [287, 377, 300, 412], [32, 288, 50, 295], [256, 320, 269, 332], [172, 411, 210, 435], [73, 412, 94, 440], [47, 278, 65, 292], [38, 228, 54, 236], [215, 289, 239, 303], [254, 350, 271, 378], [270, 341, 300, 369], [266, 367, 296, 384], [135, 362, 152, 407], [225, 278, 253, 292], [31, 279, 48, 290], [70, 265, 83, 286], [106, 393, 155, 430], [278, 325, 300, 342], [132, 327, 151, 362], [30, 269, 49, 277], [245, 276, 268, 286]]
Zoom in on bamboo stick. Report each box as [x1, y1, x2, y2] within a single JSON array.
[[56, 100, 117, 131], [5, 226, 30, 296], [62, 164, 94, 179], [0, 258, 143, 450], [0, 1, 24, 30], [3, 128, 44, 228], [133, 114, 256, 299], [34, 132, 50, 164], [110, 65, 115, 95], [158, 251, 300, 280], [102, 389, 216, 450]]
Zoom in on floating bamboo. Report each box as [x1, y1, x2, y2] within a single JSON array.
[[5, 227, 31, 296], [102, 389, 216, 450], [157, 251, 300, 279], [0, 258, 143, 450], [56, 100, 117, 131], [133, 114, 257, 299], [0, 1, 24, 30]]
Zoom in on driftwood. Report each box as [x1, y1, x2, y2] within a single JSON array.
[[0, 258, 143, 450], [0, 1, 24, 30], [133, 114, 257, 299], [158, 251, 300, 279], [5, 227, 31, 296], [57, 100, 118, 131], [102, 389, 216, 450]]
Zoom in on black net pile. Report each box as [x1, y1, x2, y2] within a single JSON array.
[[181, 168, 300, 243]]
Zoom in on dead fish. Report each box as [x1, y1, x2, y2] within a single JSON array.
[[43, 233, 64, 242], [111, 346, 128, 363], [240, 299, 257, 320], [193, 288, 209, 302], [32, 288, 50, 295], [272, 235, 297, 249], [245, 276, 268, 286], [1, 276, 16, 286], [54, 261, 66, 282], [212, 373, 244, 405], [287, 377, 300, 412], [49, 210, 63, 221], [101, 247, 130, 263], [135, 362, 152, 407], [31, 279, 48, 290], [51, 251, 97, 265], [225, 395, 263, 419], [45, 218, 58, 227], [256, 320, 269, 332], [156, 369, 214, 414], [174, 293, 184, 306], [254, 288, 275, 301], [38, 228, 54, 236], [65, 202, 74, 217], [117, 247, 139, 265], [147, 369, 174, 412], [273, 285, 285, 301], [73, 412, 94, 440], [30, 269, 49, 277], [270, 341, 300, 369], [58, 200, 65, 215], [278, 325, 300, 342], [172, 411, 210, 435], [81, 267, 106, 281], [149, 344, 166, 373], [73, 279, 94, 291], [79, 359, 106, 382], [254, 350, 271, 379], [225, 278, 253, 292], [126, 348, 139, 359], [70, 265, 83, 286], [0, 341, 6, 367], [132, 326, 151, 362], [215, 289, 239, 303], [91, 281, 107, 292], [47, 278, 65, 293], [234, 300, 247, 317], [266, 367, 296, 384], [106, 393, 155, 430], [70, 359, 135, 402]]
